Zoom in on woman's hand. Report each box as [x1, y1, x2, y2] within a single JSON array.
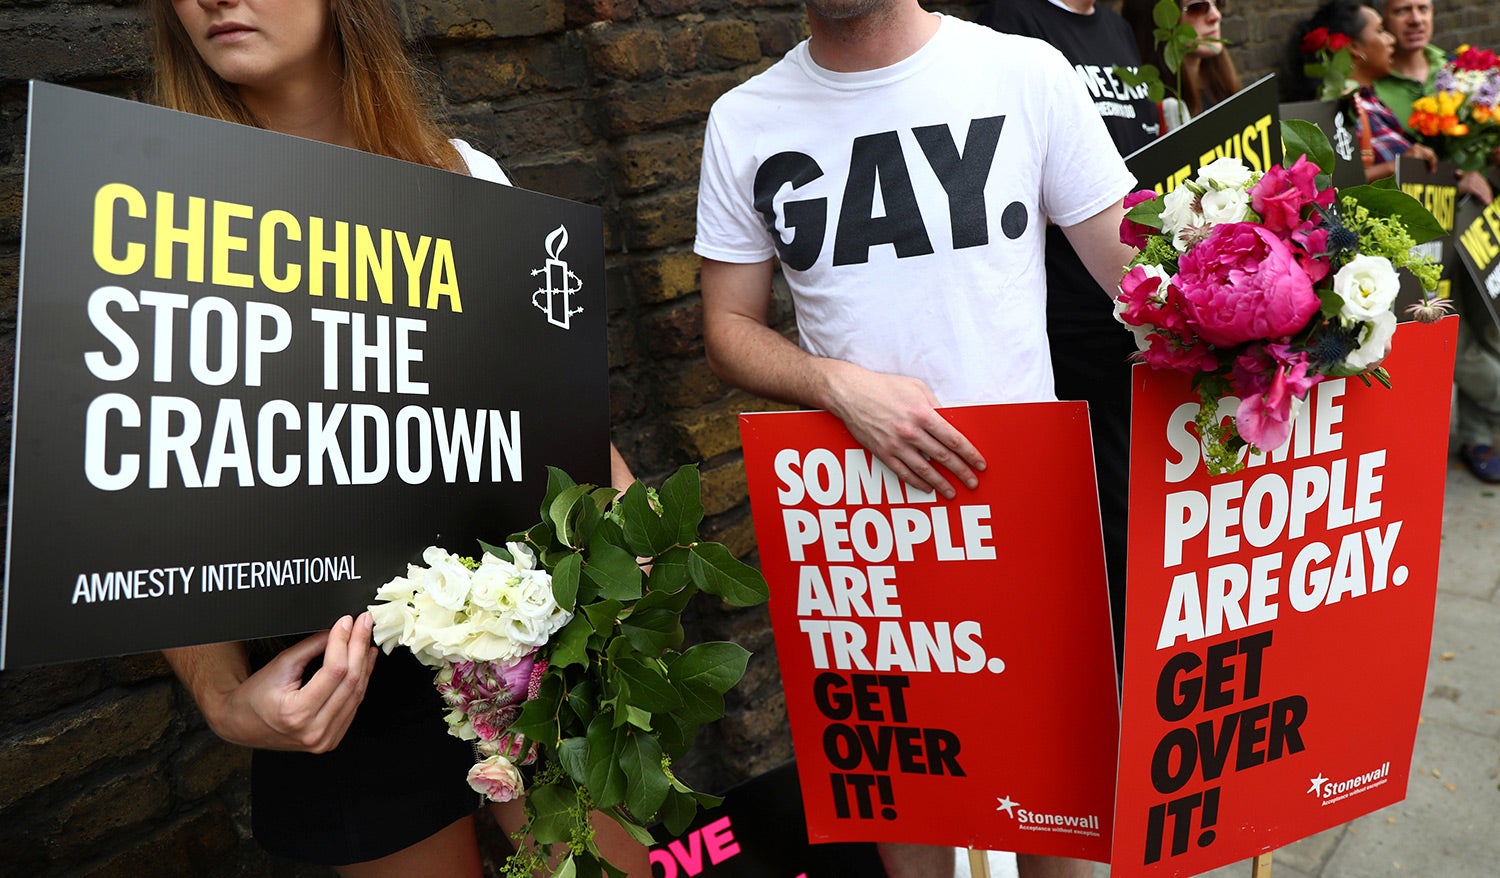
[[1407, 143, 1439, 172], [163, 613, 378, 752], [1458, 169, 1494, 206]]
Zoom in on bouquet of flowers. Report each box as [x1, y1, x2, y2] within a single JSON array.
[[1408, 45, 1500, 171], [1115, 121, 1446, 475], [369, 465, 770, 876], [1300, 26, 1356, 101]]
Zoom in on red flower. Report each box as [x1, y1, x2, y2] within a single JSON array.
[[1301, 27, 1330, 55], [1327, 33, 1351, 52], [1119, 189, 1159, 249]]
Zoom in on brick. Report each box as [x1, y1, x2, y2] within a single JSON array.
[[702, 19, 762, 68], [0, 684, 172, 809], [442, 38, 588, 101], [700, 508, 758, 561], [55, 767, 172, 853], [630, 249, 701, 304], [409, 0, 564, 40], [644, 297, 703, 359], [174, 734, 250, 800], [107, 652, 171, 685], [598, 72, 742, 135], [584, 24, 667, 81], [663, 18, 703, 71], [449, 97, 601, 158], [757, 16, 807, 57], [656, 357, 727, 408], [566, 0, 638, 27], [699, 455, 748, 516], [621, 187, 699, 250], [508, 151, 608, 203], [0, 660, 107, 728], [616, 132, 700, 195], [0, 8, 148, 83], [669, 393, 754, 460], [640, 0, 699, 14], [76, 805, 238, 878]]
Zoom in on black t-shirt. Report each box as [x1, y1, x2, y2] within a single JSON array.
[[983, 0, 1157, 332]]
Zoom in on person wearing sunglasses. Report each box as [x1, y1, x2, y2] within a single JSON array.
[[1124, 0, 1244, 131]]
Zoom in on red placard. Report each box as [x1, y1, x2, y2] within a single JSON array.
[[1111, 319, 1458, 875], [739, 403, 1119, 860]]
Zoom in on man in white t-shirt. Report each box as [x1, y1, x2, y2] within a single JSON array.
[[695, 3, 1136, 877]]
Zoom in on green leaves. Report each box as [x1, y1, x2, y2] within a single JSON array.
[[1342, 185, 1447, 244], [496, 464, 769, 878], [689, 542, 770, 606], [1281, 119, 1336, 178]]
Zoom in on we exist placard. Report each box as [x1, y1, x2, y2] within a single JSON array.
[[740, 403, 1118, 861], [1111, 320, 1456, 876]]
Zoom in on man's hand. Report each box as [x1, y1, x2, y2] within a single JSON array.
[[701, 257, 985, 499], [822, 359, 985, 499], [163, 613, 377, 753]]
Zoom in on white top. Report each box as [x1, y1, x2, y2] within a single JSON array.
[[694, 14, 1136, 405], [452, 138, 510, 185]]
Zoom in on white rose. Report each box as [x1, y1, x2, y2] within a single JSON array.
[[418, 547, 473, 611], [1333, 255, 1401, 321], [1196, 156, 1254, 190], [1343, 310, 1397, 371], [1198, 187, 1251, 226]]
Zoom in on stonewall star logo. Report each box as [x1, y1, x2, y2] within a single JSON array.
[[1307, 762, 1391, 805], [995, 794, 1100, 834]]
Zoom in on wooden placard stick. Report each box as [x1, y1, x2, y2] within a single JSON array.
[[968, 849, 991, 878], [1251, 850, 1274, 877]]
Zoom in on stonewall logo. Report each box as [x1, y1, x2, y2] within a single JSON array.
[[995, 795, 1102, 837], [1306, 762, 1391, 806]]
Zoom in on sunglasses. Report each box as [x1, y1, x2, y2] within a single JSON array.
[[1183, 0, 1225, 16]]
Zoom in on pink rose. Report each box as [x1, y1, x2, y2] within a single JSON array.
[[1250, 156, 1331, 235], [467, 754, 525, 803], [1175, 223, 1320, 347], [1120, 189, 1160, 248]]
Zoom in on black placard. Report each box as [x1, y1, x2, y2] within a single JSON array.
[[2, 83, 608, 668], [1280, 98, 1366, 190], [1125, 75, 1281, 195]]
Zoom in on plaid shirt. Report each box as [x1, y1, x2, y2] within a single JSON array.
[[1355, 86, 1414, 164]]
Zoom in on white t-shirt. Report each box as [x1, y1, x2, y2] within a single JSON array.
[[694, 14, 1135, 405]]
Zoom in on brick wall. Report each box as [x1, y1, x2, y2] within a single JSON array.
[[3, 1, 1499, 875]]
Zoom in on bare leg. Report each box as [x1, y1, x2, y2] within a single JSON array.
[[877, 842, 955, 878], [490, 799, 651, 876], [335, 814, 483, 878], [1015, 854, 1093, 878]]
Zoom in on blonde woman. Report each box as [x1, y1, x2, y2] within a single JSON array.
[[152, 0, 646, 873]]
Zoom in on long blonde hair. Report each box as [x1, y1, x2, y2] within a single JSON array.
[[148, 0, 462, 171]]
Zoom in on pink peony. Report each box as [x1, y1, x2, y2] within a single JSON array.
[[1143, 333, 1218, 373], [1120, 189, 1160, 249], [467, 754, 524, 803], [1250, 156, 1332, 236], [1175, 223, 1320, 348]]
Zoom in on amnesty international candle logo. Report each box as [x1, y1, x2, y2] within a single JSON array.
[[2, 83, 609, 668], [531, 224, 583, 330]]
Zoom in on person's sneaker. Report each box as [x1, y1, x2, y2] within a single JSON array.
[[1460, 444, 1500, 483]]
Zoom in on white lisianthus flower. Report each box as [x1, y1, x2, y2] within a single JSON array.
[[1343, 310, 1397, 371], [1333, 255, 1401, 321], [406, 590, 460, 665], [1196, 156, 1254, 190], [1199, 187, 1251, 226], [470, 557, 522, 612], [368, 598, 416, 653], [1159, 184, 1199, 235], [417, 547, 473, 611], [507, 541, 538, 571]]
